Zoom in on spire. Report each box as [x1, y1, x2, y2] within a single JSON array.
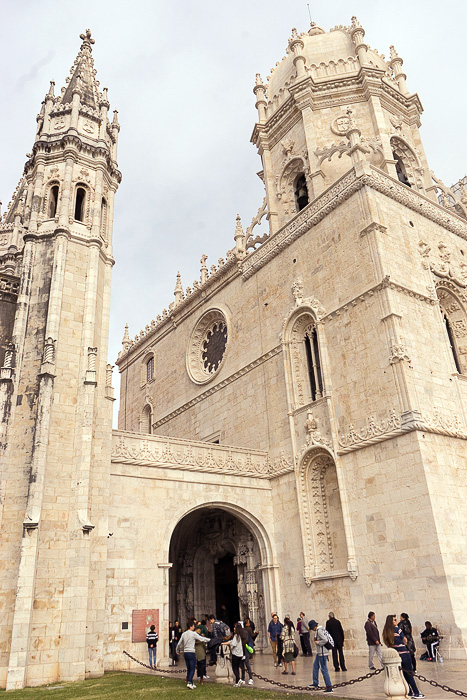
[[174, 272, 183, 305], [122, 324, 130, 353], [234, 214, 246, 259], [59, 29, 100, 108]]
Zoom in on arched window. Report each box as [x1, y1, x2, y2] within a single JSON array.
[[393, 153, 411, 187], [100, 197, 107, 237], [284, 310, 325, 408], [146, 356, 154, 382], [48, 184, 59, 218], [294, 173, 309, 211], [142, 404, 153, 435], [74, 186, 86, 222], [437, 284, 467, 374]]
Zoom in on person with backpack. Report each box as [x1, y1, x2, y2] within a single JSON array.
[[146, 624, 158, 668], [307, 619, 334, 694]]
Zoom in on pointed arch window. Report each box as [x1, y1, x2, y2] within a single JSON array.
[[146, 356, 154, 383], [48, 184, 59, 218], [142, 404, 153, 435], [283, 310, 325, 408], [437, 285, 467, 374], [294, 173, 309, 211], [74, 186, 86, 222]]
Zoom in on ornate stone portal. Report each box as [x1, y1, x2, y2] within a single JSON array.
[[169, 508, 266, 646]]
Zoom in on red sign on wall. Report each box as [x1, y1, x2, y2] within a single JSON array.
[[132, 609, 159, 643]]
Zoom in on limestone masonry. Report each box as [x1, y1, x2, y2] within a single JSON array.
[[1, 18, 467, 689]]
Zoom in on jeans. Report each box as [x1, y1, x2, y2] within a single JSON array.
[[400, 652, 420, 696], [148, 646, 157, 667], [368, 644, 383, 668], [313, 653, 332, 688], [184, 652, 196, 684]]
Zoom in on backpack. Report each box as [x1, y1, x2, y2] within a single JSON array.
[[323, 629, 334, 650]]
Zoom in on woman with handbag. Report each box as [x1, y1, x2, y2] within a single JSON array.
[[280, 616, 297, 675]]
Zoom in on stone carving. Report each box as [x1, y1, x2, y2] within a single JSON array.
[[186, 308, 229, 385], [245, 197, 268, 251], [300, 410, 333, 453], [331, 114, 351, 135], [339, 409, 401, 448], [112, 432, 293, 478], [389, 338, 411, 364]]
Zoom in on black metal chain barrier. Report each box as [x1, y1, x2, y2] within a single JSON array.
[[251, 667, 382, 692], [123, 650, 382, 691], [123, 650, 186, 674], [415, 672, 467, 698]]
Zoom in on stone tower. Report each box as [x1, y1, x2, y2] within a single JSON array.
[[0, 30, 121, 689]]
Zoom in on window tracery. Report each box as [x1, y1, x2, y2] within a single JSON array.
[[436, 283, 467, 374], [287, 311, 324, 408]]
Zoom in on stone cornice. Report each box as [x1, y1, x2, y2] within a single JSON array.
[[111, 430, 293, 479], [241, 164, 467, 281], [152, 345, 282, 429]]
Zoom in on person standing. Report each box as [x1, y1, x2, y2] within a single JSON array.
[[364, 611, 383, 670], [207, 614, 230, 665], [300, 611, 313, 656], [194, 622, 209, 684], [146, 624, 158, 668], [224, 623, 247, 687], [280, 616, 297, 675], [399, 613, 417, 670], [176, 618, 209, 690], [268, 613, 283, 667], [307, 619, 333, 694], [382, 614, 424, 698], [170, 620, 182, 665], [326, 612, 346, 672]]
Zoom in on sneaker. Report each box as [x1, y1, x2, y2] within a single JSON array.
[[186, 683, 194, 689], [238, 679, 245, 685], [323, 688, 333, 694], [369, 666, 376, 670], [233, 682, 240, 687], [308, 684, 319, 689], [274, 662, 278, 668], [414, 695, 425, 699], [248, 679, 254, 685]]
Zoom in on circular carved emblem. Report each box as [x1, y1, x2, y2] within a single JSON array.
[[331, 115, 351, 136], [187, 308, 229, 384]]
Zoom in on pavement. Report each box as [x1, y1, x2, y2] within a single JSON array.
[[129, 652, 467, 699]]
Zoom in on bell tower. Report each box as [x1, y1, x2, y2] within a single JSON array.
[[0, 30, 121, 689], [252, 17, 436, 234]]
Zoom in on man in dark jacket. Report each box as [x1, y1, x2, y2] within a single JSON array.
[[325, 612, 347, 672], [364, 611, 383, 670]]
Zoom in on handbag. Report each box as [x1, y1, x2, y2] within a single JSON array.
[[293, 643, 299, 658]]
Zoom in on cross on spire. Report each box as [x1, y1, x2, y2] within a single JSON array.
[[79, 29, 95, 48]]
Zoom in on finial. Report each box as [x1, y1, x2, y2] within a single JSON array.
[[234, 214, 246, 259], [79, 29, 95, 49], [291, 27, 299, 40], [200, 254, 208, 284], [174, 271, 183, 304], [122, 323, 130, 351], [389, 45, 399, 60], [351, 16, 361, 29], [47, 80, 55, 98], [255, 73, 264, 87]]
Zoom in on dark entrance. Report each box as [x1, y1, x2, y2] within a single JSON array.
[[214, 553, 239, 628]]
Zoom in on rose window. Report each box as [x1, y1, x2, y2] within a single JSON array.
[[187, 308, 229, 384], [202, 321, 227, 374]]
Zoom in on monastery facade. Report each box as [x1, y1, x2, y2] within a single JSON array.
[[1, 18, 467, 689]]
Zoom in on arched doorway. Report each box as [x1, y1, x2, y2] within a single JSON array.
[[169, 507, 268, 647]]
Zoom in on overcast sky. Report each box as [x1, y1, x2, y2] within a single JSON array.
[[1, 0, 466, 426]]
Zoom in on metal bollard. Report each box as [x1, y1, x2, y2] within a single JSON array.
[[382, 647, 409, 699]]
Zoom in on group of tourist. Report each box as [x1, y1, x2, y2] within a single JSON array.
[[146, 610, 441, 693]]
